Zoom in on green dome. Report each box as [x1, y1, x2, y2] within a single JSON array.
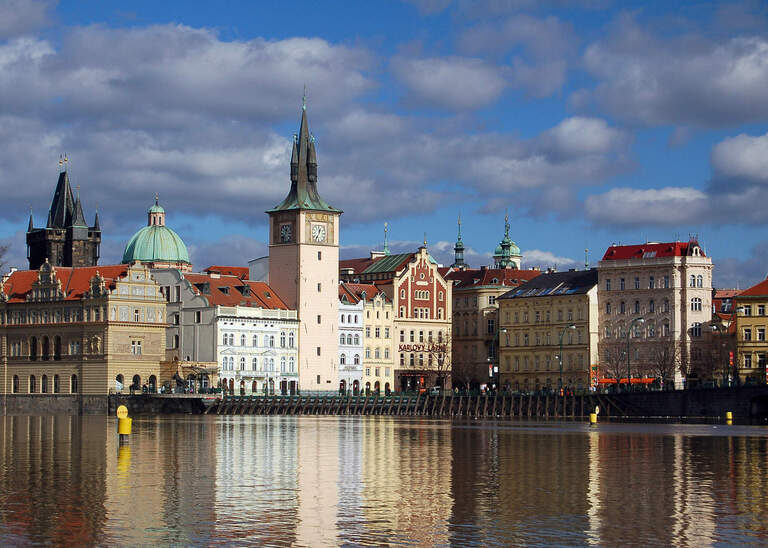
[[149, 203, 165, 214], [494, 244, 503, 256], [122, 225, 190, 264], [509, 241, 521, 256]]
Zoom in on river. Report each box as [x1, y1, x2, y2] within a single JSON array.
[[0, 415, 767, 546]]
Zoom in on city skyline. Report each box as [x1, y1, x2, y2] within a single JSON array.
[[1, 1, 768, 287]]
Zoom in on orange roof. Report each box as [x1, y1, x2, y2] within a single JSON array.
[[602, 241, 705, 261], [714, 289, 742, 299], [2, 265, 129, 303], [737, 277, 768, 298], [446, 267, 540, 289], [183, 273, 287, 309], [204, 266, 249, 279], [339, 282, 387, 304]]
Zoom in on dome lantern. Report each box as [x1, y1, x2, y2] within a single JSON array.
[[122, 196, 190, 270]]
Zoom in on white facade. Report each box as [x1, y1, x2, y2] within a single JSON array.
[[338, 301, 363, 393], [216, 305, 299, 395]]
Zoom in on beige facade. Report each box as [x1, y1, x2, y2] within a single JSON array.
[[597, 241, 712, 387], [499, 282, 598, 392], [269, 210, 341, 392], [734, 279, 768, 384], [362, 292, 395, 393], [1, 262, 166, 396]]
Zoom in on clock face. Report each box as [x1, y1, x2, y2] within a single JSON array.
[[311, 224, 327, 242], [280, 224, 292, 243]]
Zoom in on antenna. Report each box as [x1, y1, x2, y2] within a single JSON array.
[[585, 248, 589, 269]]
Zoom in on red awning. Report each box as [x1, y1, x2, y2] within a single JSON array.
[[598, 377, 656, 385]]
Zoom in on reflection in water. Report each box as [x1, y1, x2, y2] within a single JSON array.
[[2, 416, 768, 546]]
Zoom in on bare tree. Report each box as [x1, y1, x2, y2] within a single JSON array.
[[598, 339, 627, 380], [646, 338, 680, 390], [425, 330, 452, 388]]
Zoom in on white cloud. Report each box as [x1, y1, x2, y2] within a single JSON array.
[[390, 56, 507, 110], [711, 132, 768, 183], [522, 249, 578, 269], [584, 187, 709, 226], [580, 17, 768, 127]]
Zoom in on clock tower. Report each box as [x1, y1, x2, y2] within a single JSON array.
[[267, 100, 342, 392]]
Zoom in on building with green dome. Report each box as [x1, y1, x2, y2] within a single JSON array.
[[493, 214, 522, 269], [122, 198, 191, 270]]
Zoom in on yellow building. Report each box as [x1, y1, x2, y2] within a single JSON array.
[[734, 277, 768, 384], [498, 269, 599, 392], [1, 261, 166, 406]]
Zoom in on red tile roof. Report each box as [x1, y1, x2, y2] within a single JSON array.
[[2, 265, 129, 303], [446, 268, 541, 289], [714, 289, 742, 299], [183, 273, 288, 309], [737, 277, 768, 297], [204, 266, 249, 279], [339, 282, 387, 304], [601, 241, 705, 261]]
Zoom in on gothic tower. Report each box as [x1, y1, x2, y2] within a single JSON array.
[[26, 164, 101, 269], [267, 98, 342, 391]]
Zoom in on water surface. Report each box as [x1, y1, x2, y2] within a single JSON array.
[[1, 415, 767, 546]]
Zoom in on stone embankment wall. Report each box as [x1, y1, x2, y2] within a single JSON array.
[[1, 394, 107, 415]]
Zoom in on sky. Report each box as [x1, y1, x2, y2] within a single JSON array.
[[1, 0, 768, 289]]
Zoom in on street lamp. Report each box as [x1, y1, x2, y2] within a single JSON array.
[[558, 324, 576, 394], [626, 317, 645, 392]]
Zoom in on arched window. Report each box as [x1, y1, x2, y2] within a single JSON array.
[[70, 374, 78, 393], [281, 356, 286, 372], [353, 334, 360, 345], [634, 300, 640, 314], [340, 354, 346, 365], [53, 374, 60, 393], [29, 375, 36, 393], [663, 299, 670, 313], [289, 332, 294, 347], [240, 334, 246, 346], [252, 357, 258, 370], [240, 357, 246, 370], [12, 375, 19, 393], [222, 358, 227, 370], [400, 289, 405, 299], [289, 356, 295, 372], [41, 375, 48, 393], [619, 301, 626, 314], [340, 334, 346, 345], [229, 357, 235, 370], [691, 297, 702, 311], [696, 274, 703, 288], [341, 315, 345, 323], [354, 354, 360, 365], [689, 275, 696, 287], [228, 334, 234, 345], [375, 347, 381, 359], [53, 336, 61, 360], [280, 332, 286, 347], [253, 335, 258, 346], [29, 336, 37, 361], [347, 314, 352, 323], [269, 335, 275, 347]]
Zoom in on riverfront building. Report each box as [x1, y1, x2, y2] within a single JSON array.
[[497, 269, 599, 392], [0, 261, 166, 399], [337, 284, 364, 393], [733, 277, 768, 384], [151, 268, 297, 394], [597, 240, 713, 388], [340, 245, 452, 391]]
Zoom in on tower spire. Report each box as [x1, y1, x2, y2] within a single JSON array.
[[383, 222, 390, 255], [453, 213, 466, 269], [28, 207, 34, 232]]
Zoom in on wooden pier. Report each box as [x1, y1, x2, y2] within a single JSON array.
[[207, 392, 635, 419]]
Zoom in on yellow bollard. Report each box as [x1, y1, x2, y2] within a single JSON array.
[[589, 413, 597, 425], [726, 411, 733, 425], [118, 417, 132, 435]]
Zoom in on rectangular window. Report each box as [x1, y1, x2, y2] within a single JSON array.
[[410, 331, 415, 342], [195, 311, 202, 323], [317, 283, 321, 292], [130, 340, 142, 355], [385, 328, 390, 339], [649, 276, 655, 289], [758, 328, 766, 342], [487, 319, 495, 335], [317, 374, 321, 384], [606, 279, 611, 291], [744, 328, 752, 341], [173, 313, 180, 325], [318, 251, 322, 260], [419, 331, 424, 343], [174, 286, 181, 302], [745, 354, 752, 368], [385, 367, 391, 376], [400, 331, 405, 342], [664, 276, 670, 288], [489, 296, 496, 305], [172, 334, 179, 348], [620, 278, 625, 290], [134, 309, 141, 322], [316, 347, 321, 356], [366, 327, 371, 337], [743, 305, 753, 316], [317, 315, 321, 324], [758, 305, 766, 316], [375, 327, 380, 338], [375, 367, 380, 377], [634, 277, 640, 289]]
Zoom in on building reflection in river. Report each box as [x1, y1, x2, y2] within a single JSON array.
[[2, 417, 768, 545]]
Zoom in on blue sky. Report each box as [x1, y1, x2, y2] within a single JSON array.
[[2, 0, 768, 287]]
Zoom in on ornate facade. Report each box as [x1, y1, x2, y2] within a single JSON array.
[[0, 262, 166, 397]]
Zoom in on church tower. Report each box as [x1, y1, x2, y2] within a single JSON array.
[[267, 99, 342, 392], [452, 215, 467, 270], [26, 161, 101, 269]]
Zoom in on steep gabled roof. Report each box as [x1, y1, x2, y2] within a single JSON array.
[[2, 264, 129, 303], [183, 273, 288, 309], [339, 253, 414, 277], [48, 171, 76, 228]]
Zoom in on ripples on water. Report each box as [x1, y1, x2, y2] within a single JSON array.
[[1, 415, 768, 546]]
